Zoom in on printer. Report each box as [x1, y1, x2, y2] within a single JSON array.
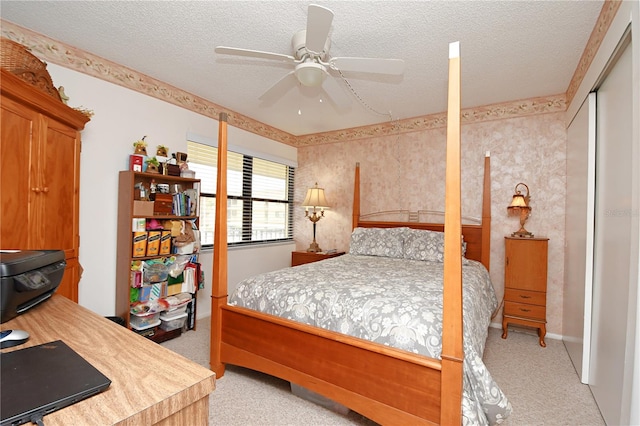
[[0, 250, 66, 324]]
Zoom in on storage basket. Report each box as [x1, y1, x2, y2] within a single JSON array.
[[130, 312, 160, 329], [159, 311, 188, 332], [1, 38, 62, 101]]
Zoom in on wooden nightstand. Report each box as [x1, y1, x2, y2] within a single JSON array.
[[291, 251, 345, 266], [501, 236, 549, 347]]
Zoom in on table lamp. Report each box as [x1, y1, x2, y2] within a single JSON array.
[[507, 182, 533, 238], [302, 182, 330, 252]]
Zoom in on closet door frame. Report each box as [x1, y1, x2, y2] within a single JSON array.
[[563, 92, 596, 384]]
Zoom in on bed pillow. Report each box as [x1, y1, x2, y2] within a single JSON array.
[[403, 229, 467, 262], [349, 227, 409, 258]]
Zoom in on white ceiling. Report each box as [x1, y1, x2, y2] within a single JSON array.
[[1, 1, 603, 136]]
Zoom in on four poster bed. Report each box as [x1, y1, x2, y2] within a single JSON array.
[[209, 43, 510, 425]]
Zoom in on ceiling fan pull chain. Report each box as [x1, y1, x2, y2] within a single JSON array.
[[337, 69, 393, 120]]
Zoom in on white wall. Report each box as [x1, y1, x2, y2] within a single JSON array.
[[46, 64, 296, 319]]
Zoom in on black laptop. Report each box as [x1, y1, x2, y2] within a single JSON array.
[[1, 340, 111, 426]]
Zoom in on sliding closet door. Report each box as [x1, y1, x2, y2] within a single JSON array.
[[563, 92, 596, 383], [590, 40, 633, 426]]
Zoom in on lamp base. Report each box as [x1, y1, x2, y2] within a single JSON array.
[[306, 241, 322, 253], [511, 230, 534, 238]]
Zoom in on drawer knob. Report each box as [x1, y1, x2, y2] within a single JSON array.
[[520, 308, 531, 312], [519, 295, 531, 299]]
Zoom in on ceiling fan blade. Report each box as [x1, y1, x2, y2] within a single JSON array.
[[321, 75, 351, 109], [305, 4, 334, 54], [259, 71, 298, 103], [330, 57, 405, 75], [215, 46, 296, 63]]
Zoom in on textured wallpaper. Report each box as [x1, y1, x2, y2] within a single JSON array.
[[295, 111, 567, 335]]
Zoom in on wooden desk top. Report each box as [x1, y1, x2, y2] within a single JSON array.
[[1, 295, 215, 425]]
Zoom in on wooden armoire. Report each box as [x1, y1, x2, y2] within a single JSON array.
[[1, 46, 90, 302]]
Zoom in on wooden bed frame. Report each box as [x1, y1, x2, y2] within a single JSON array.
[[209, 43, 491, 425]]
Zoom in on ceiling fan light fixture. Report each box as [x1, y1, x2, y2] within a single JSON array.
[[295, 62, 326, 87]]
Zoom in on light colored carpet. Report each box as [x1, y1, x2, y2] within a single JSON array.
[[162, 319, 604, 425], [483, 327, 604, 426]]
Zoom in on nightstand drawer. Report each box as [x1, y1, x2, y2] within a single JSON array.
[[504, 288, 546, 306], [504, 301, 546, 320]]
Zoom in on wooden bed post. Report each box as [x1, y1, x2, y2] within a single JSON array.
[[481, 153, 491, 271], [352, 162, 360, 230], [441, 41, 464, 425], [210, 112, 228, 378]]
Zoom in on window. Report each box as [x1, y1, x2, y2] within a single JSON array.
[[187, 141, 294, 247]]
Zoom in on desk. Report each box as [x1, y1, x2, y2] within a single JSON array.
[[1, 295, 215, 425]]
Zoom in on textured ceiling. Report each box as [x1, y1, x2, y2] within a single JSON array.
[[1, 1, 603, 136]]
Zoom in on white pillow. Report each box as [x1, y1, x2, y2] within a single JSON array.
[[349, 227, 409, 258]]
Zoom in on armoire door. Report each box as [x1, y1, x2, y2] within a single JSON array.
[[40, 116, 81, 259], [0, 96, 39, 249]]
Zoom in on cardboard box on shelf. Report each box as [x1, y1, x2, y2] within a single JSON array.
[[133, 201, 154, 216], [132, 232, 147, 258], [167, 283, 182, 296], [159, 230, 171, 255], [129, 155, 144, 172], [146, 230, 161, 256]]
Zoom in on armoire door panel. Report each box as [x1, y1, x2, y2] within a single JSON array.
[[41, 118, 80, 255], [1, 98, 38, 249]]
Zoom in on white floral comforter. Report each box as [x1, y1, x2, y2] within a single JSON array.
[[229, 254, 512, 425]]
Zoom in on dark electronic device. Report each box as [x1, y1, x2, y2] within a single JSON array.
[[0, 250, 66, 324], [0, 340, 112, 426]]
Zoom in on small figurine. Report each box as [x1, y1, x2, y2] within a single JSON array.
[[149, 179, 157, 200], [133, 136, 148, 156], [58, 86, 69, 104], [145, 157, 160, 173], [156, 145, 169, 157]]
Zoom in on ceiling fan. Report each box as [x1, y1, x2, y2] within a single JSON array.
[[215, 4, 405, 108]]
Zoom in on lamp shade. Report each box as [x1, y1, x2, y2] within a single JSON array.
[[507, 182, 530, 211], [295, 63, 325, 87], [508, 194, 528, 208], [302, 183, 329, 209]]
